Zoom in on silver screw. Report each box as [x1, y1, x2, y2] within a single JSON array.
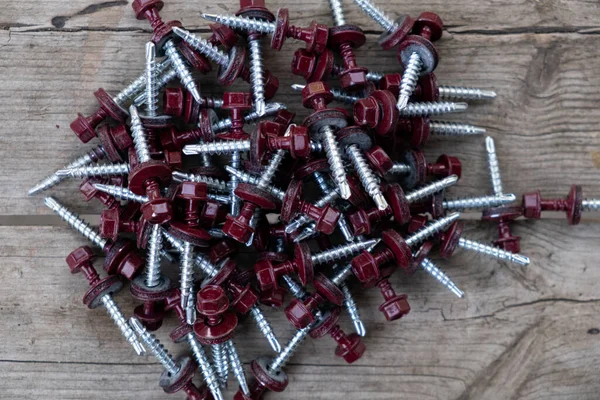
[[583, 199, 600, 211], [230, 151, 242, 217], [212, 102, 287, 133], [388, 162, 412, 175], [212, 343, 230, 388], [162, 39, 201, 102], [438, 86, 496, 101], [202, 12, 275, 35], [291, 83, 360, 105], [282, 275, 309, 300], [224, 167, 285, 199], [133, 66, 178, 107], [130, 105, 152, 163], [179, 241, 196, 324], [485, 137, 503, 196], [93, 183, 149, 203], [145, 224, 163, 288], [352, 0, 395, 32], [101, 296, 146, 355], [397, 52, 422, 110], [145, 42, 159, 117], [405, 175, 459, 203], [55, 162, 130, 179], [321, 125, 352, 200], [173, 27, 230, 67], [457, 237, 530, 266], [398, 101, 468, 117], [345, 144, 388, 210], [183, 137, 251, 155], [430, 121, 487, 136], [28, 145, 107, 195], [171, 171, 231, 192], [129, 317, 179, 374], [443, 193, 516, 211], [328, 0, 346, 25], [340, 282, 366, 336], [267, 325, 312, 373], [45, 197, 109, 250], [225, 340, 250, 395], [419, 257, 464, 298], [311, 239, 381, 266], [187, 333, 224, 400]]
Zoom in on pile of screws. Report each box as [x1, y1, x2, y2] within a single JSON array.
[[29, 0, 600, 398]]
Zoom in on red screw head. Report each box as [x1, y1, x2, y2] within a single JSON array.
[[351, 251, 381, 283], [353, 97, 380, 129], [413, 11, 444, 41], [335, 333, 366, 364], [99, 208, 121, 241], [378, 291, 410, 321], [196, 285, 229, 316], [522, 191, 542, 219], [66, 246, 96, 274]]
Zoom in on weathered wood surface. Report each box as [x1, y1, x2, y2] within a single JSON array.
[[2, 0, 600, 398]]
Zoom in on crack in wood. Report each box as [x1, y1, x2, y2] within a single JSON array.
[[51, 1, 128, 29]]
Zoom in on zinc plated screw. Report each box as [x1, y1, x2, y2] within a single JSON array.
[[93, 183, 150, 203], [66, 246, 146, 355], [226, 340, 250, 395], [485, 137, 503, 196], [28, 145, 107, 195], [212, 343, 230, 388], [179, 241, 196, 324], [171, 171, 230, 192], [55, 163, 130, 179], [443, 193, 516, 211], [162, 232, 282, 353], [351, 0, 414, 50], [457, 236, 529, 266], [212, 102, 287, 133], [398, 101, 468, 117]]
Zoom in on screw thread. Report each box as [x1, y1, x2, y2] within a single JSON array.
[[183, 140, 250, 155], [352, 0, 395, 31], [29, 145, 108, 195], [430, 121, 486, 136], [328, 0, 346, 26], [208, 13, 275, 34], [130, 317, 179, 374], [268, 326, 311, 372], [172, 171, 230, 192], [179, 241, 195, 310], [316, 189, 340, 208], [438, 85, 497, 101], [457, 237, 530, 266], [129, 105, 152, 164], [406, 212, 460, 247], [212, 343, 229, 388], [207, 193, 231, 204], [389, 162, 411, 174], [346, 144, 388, 210], [226, 340, 250, 395], [163, 39, 201, 102], [294, 221, 319, 242], [419, 258, 464, 298], [485, 137, 503, 196], [134, 67, 178, 106], [93, 183, 149, 203], [145, 224, 163, 287], [583, 199, 600, 211], [197, 140, 214, 167], [145, 42, 159, 117], [321, 125, 351, 200], [285, 214, 311, 234], [330, 264, 353, 286], [282, 275, 308, 300], [162, 231, 220, 277], [230, 152, 242, 216], [398, 101, 468, 117], [311, 239, 380, 265], [115, 58, 171, 106], [249, 306, 282, 353], [173, 27, 229, 68], [397, 52, 422, 110], [57, 163, 130, 178], [405, 175, 458, 203], [101, 296, 146, 355], [213, 103, 285, 133], [366, 70, 384, 82], [225, 167, 285, 199], [340, 282, 366, 336], [443, 194, 515, 211], [330, 87, 361, 105], [258, 149, 286, 188], [337, 214, 356, 242], [187, 333, 223, 400], [44, 197, 108, 249], [248, 38, 267, 116]]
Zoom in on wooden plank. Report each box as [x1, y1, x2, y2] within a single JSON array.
[[0, 223, 599, 398], [3, 30, 600, 215], [3, 0, 600, 32]]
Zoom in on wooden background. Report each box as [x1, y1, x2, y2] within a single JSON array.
[[2, 0, 600, 398]]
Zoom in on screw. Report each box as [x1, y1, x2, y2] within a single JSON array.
[[485, 137, 503, 196], [351, 0, 415, 50], [302, 82, 351, 199], [179, 241, 196, 324], [398, 101, 468, 116], [115, 58, 172, 107], [443, 193, 516, 211], [291, 83, 361, 105], [171, 171, 230, 192], [28, 145, 107, 195], [523, 184, 600, 224], [202, 9, 329, 53], [55, 162, 130, 179], [340, 281, 366, 336], [212, 343, 230, 388], [129, 317, 208, 397], [438, 86, 497, 101], [224, 167, 285, 199], [144, 42, 159, 117], [69, 89, 129, 143], [93, 183, 150, 203], [133, 65, 178, 107], [420, 256, 464, 298], [66, 246, 146, 355], [212, 102, 287, 133], [327, 0, 369, 90], [226, 340, 250, 395], [128, 105, 173, 224], [171, 28, 280, 100]]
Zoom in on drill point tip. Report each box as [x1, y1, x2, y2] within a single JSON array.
[[268, 335, 282, 353], [290, 84, 305, 91], [128, 317, 145, 334], [396, 95, 409, 111], [481, 90, 497, 99], [473, 126, 487, 135], [455, 102, 469, 112], [133, 341, 146, 356], [129, 104, 139, 119], [189, 86, 202, 104], [254, 100, 267, 117], [171, 26, 187, 39], [182, 145, 200, 155], [444, 174, 460, 186], [201, 13, 219, 22], [485, 136, 496, 152], [54, 169, 71, 177], [513, 254, 530, 266], [145, 41, 155, 61], [354, 320, 367, 337], [373, 193, 389, 211], [43, 196, 60, 210], [500, 193, 517, 203], [338, 181, 352, 200]]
